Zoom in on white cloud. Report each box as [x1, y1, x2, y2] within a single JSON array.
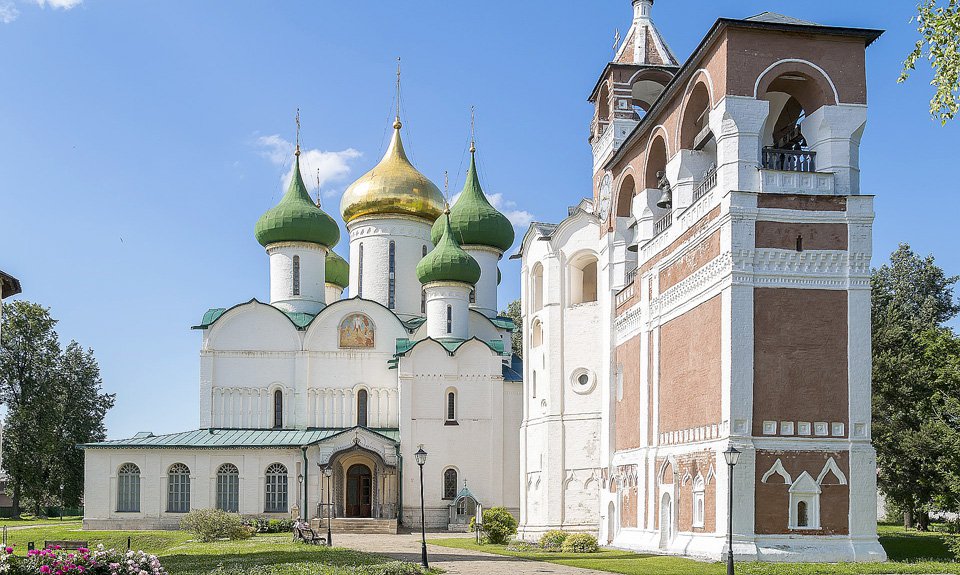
[[33, 0, 82, 8], [256, 134, 361, 199], [0, 1, 19, 23], [449, 190, 535, 229]]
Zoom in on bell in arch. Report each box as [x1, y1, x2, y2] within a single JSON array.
[[656, 170, 672, 210]]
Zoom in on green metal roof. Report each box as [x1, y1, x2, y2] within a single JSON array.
[[489, 316, 517, 331], [255, 155, 341, 248], [192, 304, 315, 330], [395, 337, 505, 357], [417, 212, 481, 286], [82, 427, 399, 449], [431, 150, 514, 252], [326, 250, 349, 289]]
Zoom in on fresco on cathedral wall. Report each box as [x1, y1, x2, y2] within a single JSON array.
[[339, 313, 375, 348]]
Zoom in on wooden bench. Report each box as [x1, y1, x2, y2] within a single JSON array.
[[294, 526, 325, 545], [44, 541, 88, 551]]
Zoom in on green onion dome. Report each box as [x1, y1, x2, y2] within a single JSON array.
[[325, 250, 349, 289], [255, 155, 341, 248], [431, 148, 514, 253], [417, 211, 482, 286]]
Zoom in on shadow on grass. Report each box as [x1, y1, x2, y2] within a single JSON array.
[[879, 531, 955, 562]]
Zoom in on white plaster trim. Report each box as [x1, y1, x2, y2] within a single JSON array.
[[753, 58, 840, 106], [816, 457, 848, 485], [760, 459, 792, 484]]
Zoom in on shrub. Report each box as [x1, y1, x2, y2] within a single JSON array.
[[180, 508, 249, 542], [506, 539, 534, 552], [561, 533, 599, 553], [538, 530, 568, 550], [478, 507, 518, 545], [0, 544, 167, 575]]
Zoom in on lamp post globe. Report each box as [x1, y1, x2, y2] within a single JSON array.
[[723, 446, 741, 575], [416, 446, 428, 569]]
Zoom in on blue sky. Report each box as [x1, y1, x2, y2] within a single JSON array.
[[1, 1, 957, 439]]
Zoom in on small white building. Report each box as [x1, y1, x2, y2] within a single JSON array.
[[82, 117, 522, 531]]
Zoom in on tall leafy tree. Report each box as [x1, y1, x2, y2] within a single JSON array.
[[0, 301, 114, 516], [900, 0, 960, 124], [500, 298, 522, 359], [872, 244, 960, 529]]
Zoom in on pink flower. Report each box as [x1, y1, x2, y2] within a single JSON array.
[[40, 566, 52, 574], [4, 547, 12, 554]]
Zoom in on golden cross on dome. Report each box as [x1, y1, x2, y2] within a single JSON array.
[[394, 57, 402, 129], [295, 108, 301, 157], [470, 105, 476, 154]]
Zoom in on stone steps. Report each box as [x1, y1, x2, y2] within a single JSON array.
[[311, 517, 398, 534]]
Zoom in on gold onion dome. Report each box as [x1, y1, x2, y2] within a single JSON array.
[[340, 120, 445, 224]]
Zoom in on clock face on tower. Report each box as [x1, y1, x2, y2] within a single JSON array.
[[597, 174, 612, 222]]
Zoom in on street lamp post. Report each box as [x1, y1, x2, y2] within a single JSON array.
[[323, 465, 333, 547], [415, 446, 428, 569], [723, 446, 741, 575]]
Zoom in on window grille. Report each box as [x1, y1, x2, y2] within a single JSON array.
[[117, 463, 140, 512], [446, 305, 452, 334], [264, 463, 288, 513], [447, 392, 456, 421], [388, 241, 396, 309], [357, 389, 368, 427], [443, 468, 458, 499], [167, 463, 190, 513], [216, 463, 239, 512]]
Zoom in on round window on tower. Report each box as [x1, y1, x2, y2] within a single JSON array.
[[571, 368, 597, 395]]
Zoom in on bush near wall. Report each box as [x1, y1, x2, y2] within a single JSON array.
[[561, 533, 599, 553], [242, 517, 295, 534], [469, 507, 517, 545], [180, 509, 253, 542], [538, 530, 568, 550]]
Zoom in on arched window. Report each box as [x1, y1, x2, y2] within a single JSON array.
[[292, 255, 301, 296], [531, 320, 543, 348], [423, 245, 428, 258], [357, 389, 368, 427], [446, 305, 452, 334], [216, 463, 239, 512], [531, 263, 544, 312], [469, 288, 476, 304], [532, 371, 537, 398], [797, 501, 808, 528], [446, 391, 457, 423], [388, 241, 396, 309], [357, 243, 364, 298], [264, 463, 288, 513], [273, 390, 283, 429], [167, 463, 190, 513], [443, 468, 458, 500], [421, 288, 426, 314], [570, 255, 599, 305], [117, 463, 140, 512], [615, 175, 635, 220]]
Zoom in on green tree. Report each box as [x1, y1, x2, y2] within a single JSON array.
[[500, 298, 522, 359], [0, 301, 114, 516], [900, 0, 960, 124], [872, 244, 960, 530]]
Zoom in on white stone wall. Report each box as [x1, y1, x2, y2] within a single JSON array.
[[83, 448, 302, 530], [397, 340, 520, 527], [518, 211, 604, 539], [267, 242, 327, 314], [464, 246, 501, 318], [424, 282, 471, 340], [347, 216, 433, 318]]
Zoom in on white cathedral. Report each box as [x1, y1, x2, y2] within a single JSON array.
[[82, 112, 522, 531]]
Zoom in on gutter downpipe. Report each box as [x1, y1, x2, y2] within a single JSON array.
[[396, 443, 403, 526]]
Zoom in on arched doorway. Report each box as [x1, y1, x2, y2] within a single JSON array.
[[346, 464, 372, 518], [659, 492, 673, 549]]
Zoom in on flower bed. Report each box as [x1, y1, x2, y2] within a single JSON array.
[[1, 545, 166, 575]]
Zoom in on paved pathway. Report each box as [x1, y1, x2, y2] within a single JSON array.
[[335, 531, 607, 575]]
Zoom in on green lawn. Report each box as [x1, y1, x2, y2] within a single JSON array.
[[4, 526, 421, 575], [0, 516, 82, 527], [428, 525, 960, 575]]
